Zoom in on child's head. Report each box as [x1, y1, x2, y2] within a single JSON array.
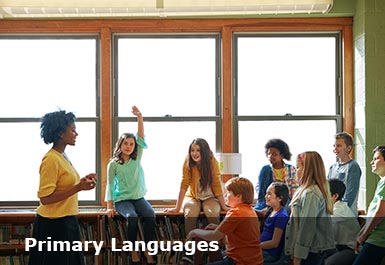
[[333, 132, 354, 158], [296, 151, 326, 186], [188, 138, 214, 190], [188, 138, 213, 164], [225, 177, 254, 206], [328, 178, 346, 204], [264, 139, 292, 167], [266, 182, 289, 208], [113, 133, 137, 164], [371, 146, 385, 176], [294, 151, 333, 214]]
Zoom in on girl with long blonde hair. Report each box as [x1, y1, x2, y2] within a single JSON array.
[[285, 151, 334, 265]]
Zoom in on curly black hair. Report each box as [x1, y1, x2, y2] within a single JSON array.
[[264, 138, 292, 160], [40, 110, 76, 144]]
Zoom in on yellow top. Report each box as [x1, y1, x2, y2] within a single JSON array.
[[273, 167, 284, 182], [181, 156, 223, 199], [36, 149, 80, 218]]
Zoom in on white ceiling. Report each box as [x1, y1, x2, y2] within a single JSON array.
[[0, 0, 334, 19]]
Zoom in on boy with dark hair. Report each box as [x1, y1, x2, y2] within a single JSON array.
[[186, 177, 263, 265], [324, 178, 360, 265]]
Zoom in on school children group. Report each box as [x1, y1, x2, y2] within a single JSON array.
[[29, 107, 385, 265]]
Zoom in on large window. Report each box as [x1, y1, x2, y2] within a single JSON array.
[[0, 19, 352, 207], [235, 34, 341, 190], [114, 35, 220, 201], [0, 36, 99, 205]]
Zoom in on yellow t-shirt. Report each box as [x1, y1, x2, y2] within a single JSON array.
[[36, 149, 80, 218], [273, 167, 284, 182]]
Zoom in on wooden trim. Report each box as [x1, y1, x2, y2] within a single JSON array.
[[221, 26, 233, 153], [0, 17, 353, 32], [342, 24, 354, 136], [221, 26, 233, 183], [99, 27, 112, 206]]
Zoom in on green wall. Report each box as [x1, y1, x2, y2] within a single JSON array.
[[354, 0, 385, 209]]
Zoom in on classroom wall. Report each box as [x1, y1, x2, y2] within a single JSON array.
[[354, 0, 385, 209]]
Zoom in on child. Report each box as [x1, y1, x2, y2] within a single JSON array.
[[285, 151, 335, 265], [324, 178, 360, 265], [165, 138, 227, 234], [255, 138, 298, 211], [186, 177, 263, 265], [260, 182, 290, 263], [353, 146, 385, 265], [165, 138, 227, 264], [28, 110, 97, 265], [105, 106, 156, 265], [328, 132, 361, 214]]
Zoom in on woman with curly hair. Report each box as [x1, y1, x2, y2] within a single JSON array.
[[28, 110, 97, 265]]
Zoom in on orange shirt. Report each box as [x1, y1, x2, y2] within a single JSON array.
[[217, 203, 263, 265]]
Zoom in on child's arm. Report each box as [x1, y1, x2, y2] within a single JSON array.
[[106, 200, 115, 217], [164, 187, 187, 213], [356, 199, 385, 247], [186, 227, 225, 242], [132, 106, 143, 138], [343, 162, 361, 208], [261, 227, 284, 249]]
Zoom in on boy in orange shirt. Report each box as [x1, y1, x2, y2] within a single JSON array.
[[186, 177, 263, 265]]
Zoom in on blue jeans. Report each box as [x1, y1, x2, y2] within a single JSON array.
[[114, 198, 155, 243], [352, 242, 385, 265], [300, 252, 324, 265], [263, 249, 279, 263]]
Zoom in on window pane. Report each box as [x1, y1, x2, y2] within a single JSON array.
[[238, 120, 337, 195], [0, 123, 43, 201], [237, 36, 336, 115], [117, 37, 217, 117], [0, 38, 97, 117], [0, 122, 96, 202], [66, 122, 97, 201], [118, 121, 216, 200]]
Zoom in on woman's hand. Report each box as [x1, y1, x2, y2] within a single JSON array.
[[85, 173, 97, 182], [79, 174, 96, 191]]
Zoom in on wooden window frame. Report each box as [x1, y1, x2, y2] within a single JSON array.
[[0, 17, 353, 206]]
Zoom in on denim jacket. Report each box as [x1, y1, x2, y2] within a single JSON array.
[[284, 185, 334, 260]]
